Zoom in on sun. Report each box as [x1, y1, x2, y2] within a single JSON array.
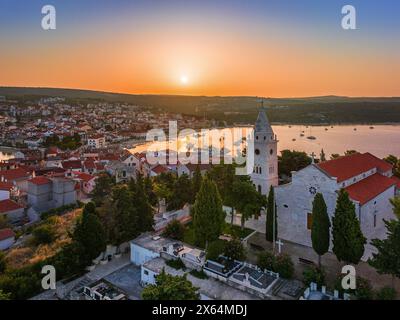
[[180, 75, 188, 85]]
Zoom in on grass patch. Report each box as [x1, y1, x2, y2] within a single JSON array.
[[166, 258, 186, 270], [222, 223, 254, 239], [190, 269, 209, 279]]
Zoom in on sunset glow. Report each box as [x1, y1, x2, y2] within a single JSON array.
[[0, 0, 399, 97]]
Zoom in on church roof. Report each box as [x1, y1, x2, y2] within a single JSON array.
[[255, 107, 273, 133], [345, 173, 396, 205], [317, 152, 392, 182]]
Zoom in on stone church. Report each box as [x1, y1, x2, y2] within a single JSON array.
[[275, 152, 400, 260], [248, 107, 400, 260]]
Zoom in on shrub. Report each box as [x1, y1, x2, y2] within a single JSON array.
[[32, 224, 56, 245], [0, 252, 6, 274], [376, 286, 397, 300], [257, 251, 275, 271], [206, 240, 226, 261], [273, 254, 294, 279], [166, 258, 186, 270], [163, 219, 185, 241], [190, 269, 208, 279], [302, 266, 326, 287], [354, 277, 373, 300], [223, 239, 245, 261]]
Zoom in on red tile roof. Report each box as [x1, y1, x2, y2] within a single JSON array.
[[345, 173, 396, 205], [317, 153, 393, 182], [29, 176, 52, 185], [151, 165, 169, 174], [0, 199, 24, 213], [0, 228, 15, 241], [73, 172, 95, 182], [0, 168, 31, 181], [0, 181, 13, 191], [62, 160, 82, 170], [83, 160, 96, 169]]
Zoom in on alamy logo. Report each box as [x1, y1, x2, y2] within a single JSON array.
[[146, 121, 254, 175], [41, 5, 56, 30], [41, 265, 56, 290], [341, 265, 356, 290], [341, 5, 357, 30]]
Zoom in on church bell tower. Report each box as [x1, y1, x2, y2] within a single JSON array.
[[250, 101, 278, 195]]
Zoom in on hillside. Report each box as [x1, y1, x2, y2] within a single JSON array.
[[1, 86, 400, 124]]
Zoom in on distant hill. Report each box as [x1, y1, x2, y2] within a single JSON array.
[[1, 86, 400, 124]]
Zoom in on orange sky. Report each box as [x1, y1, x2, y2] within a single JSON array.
[[1, 2, 400, 97]]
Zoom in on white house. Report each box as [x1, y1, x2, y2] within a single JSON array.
[[87, 134, 106, 149], [275, 152, 398, 260], [0, 182, 13, 200]]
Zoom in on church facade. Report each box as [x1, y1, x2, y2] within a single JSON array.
[[275, 152, 400, 260], [250, 107, 279, 195]]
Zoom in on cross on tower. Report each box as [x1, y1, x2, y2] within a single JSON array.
[[310, 152, 316, 163]]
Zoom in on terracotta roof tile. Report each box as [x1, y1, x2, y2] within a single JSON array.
[[0, 228, 15, 241], [0, 199, 24, 213], [345, 173, 396, 205], [317, 153, 393, 182]]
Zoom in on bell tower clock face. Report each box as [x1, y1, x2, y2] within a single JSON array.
[[309, 186, 317, 195]]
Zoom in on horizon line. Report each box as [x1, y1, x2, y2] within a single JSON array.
[[1, 85, 400, 100]]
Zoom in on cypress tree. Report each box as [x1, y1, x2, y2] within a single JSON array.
[[133, 175, 154, 233], [332, 189, 366, 264], [266, 186, 277, 242], [192, 177, 225, 248], [311, 193, 331, 268], [73, 202, 106, 265]]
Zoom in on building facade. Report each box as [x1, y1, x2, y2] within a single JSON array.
[[250, 107, 279, 195], [275, 152, 398, 260]]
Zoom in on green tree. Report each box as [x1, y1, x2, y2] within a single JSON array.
[[73, 202, 106, 265], [320, 149, 326, 162], [192, 165, 203, 201], [266, 186, 277, 242], [231, 177, 264, 230], [163, 219, 185, 241], [332, 189, 366, 264], [278, 150, 312, 177], [132, 175, 154, 232], [369, 199, 400, 287], [311, 193, 331, 268], [0, 289, 10, 300], [224, 238, 245, 261], [168, 174, 193, 210], [192, 177, 225, 248], [206, 240, 226, 260], [91, 173, 113, 206], [110, 186, 138, 244], [32, 224, 56, 245], [0, 252, 6, 274], [142, 269, 199, 300], [208, 164, 236, 224]]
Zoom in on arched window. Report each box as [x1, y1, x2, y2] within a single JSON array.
[[258, 185, 262, 193], [259, 167, 262, 174]]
